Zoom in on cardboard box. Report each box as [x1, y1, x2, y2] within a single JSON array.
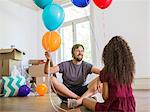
[[28, 64, 47, 77], [33, 76, 49, 86], [0, 59, 21, 76], [29, 59, 45, 65], [0, 48, 25, 60], [32, 76, 50, 92]]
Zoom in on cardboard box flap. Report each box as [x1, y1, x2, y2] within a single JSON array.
[[29, 59, 45, 65], [0, 48, 25, 55], [0, 59, 21, 76]]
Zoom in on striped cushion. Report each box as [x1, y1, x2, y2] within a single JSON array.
[[0, 78, 3, 94], [2, 76, 26, 97]]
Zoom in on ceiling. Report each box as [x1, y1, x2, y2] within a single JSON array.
[[8, 0, 70, 10]]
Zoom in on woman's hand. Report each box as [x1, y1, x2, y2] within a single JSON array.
[[97, 79, 103, 93]]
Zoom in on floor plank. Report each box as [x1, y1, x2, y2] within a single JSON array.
[[134, 90, 150, 112], [0, 90, 150, 112]]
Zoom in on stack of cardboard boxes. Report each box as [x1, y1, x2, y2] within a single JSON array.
[[0, 48, 25, 76], [28, 60, 49, 87]]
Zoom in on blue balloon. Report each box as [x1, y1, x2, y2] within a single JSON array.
[[34, 0, 53, 9], [42, 4, 65, 31], [71, 0, 91, 8], [18, 85, 30, 97]]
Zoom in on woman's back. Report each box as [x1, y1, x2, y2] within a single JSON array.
[[98, 70, 135, 112]]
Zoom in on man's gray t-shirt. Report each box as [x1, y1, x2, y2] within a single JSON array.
[[58, 60, 93, 87]]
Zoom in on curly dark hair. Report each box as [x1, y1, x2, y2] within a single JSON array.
[[102, 36, 135, 85]]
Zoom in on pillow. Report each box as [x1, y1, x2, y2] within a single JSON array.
[[2, 76, 26, 97]]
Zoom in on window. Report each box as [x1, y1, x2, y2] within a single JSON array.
[[57, 4, 92, 63], [63, 4, 90, 22], [59, 25, 73, 61], [76, 21, 91, 62]]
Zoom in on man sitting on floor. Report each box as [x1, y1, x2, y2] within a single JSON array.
[[44, 44, 101, 108]]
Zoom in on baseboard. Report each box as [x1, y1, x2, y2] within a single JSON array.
[[133, 75, 150, 90]]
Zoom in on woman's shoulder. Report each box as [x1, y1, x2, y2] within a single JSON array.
[[100, 70, 113, 82]]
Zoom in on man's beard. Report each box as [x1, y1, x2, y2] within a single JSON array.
[[74, 55, 83, 62]]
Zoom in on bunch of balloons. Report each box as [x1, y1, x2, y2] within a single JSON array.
[[71, 0, 112, 9], [34, 0, 64, 52], [33, 0, 112, 52]]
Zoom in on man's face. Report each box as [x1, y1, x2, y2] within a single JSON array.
[[73, 46, 84, 62]]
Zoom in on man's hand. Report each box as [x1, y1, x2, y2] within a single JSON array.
[[45, 51, 52, 61]]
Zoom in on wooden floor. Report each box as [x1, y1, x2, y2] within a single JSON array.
[[0, 90, 150, 112], [133, 90, 150, 112]]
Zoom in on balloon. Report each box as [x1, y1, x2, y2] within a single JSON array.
[[33, 0, 53, 9], [71, 0, 91, 8], [93, 0, 112, 9], [36, 84, 48, 96], [42, 31, 61, 52], [18, 85, 30, 97], [42, 4, 65, 31]]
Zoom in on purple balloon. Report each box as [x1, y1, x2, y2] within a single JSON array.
[[18, 85, 30, 97]]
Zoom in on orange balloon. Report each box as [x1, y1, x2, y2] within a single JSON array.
[[36, 84, 48, 96], [42, 31, 61, 52]]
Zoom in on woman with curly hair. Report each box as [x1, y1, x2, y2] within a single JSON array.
[[70, 36, 136, 112]]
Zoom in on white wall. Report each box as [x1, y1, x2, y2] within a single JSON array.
[[148, 1, 150, 74], [0, 0, 38, 66], [36, 10, 46, 59], [91, 0, 149, 76]]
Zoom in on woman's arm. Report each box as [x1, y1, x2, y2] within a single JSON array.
[[102, 82, 109, 100], [82, 97, 97, 112]]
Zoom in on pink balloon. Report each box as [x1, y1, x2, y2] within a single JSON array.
[[93, 0, 112, 9]]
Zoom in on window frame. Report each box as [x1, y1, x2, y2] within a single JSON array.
[[57, 4, 93, 63]]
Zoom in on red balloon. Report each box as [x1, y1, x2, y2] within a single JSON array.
[[93, 0, 112, 9]]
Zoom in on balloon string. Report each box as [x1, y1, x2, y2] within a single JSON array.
[[83, 4, 107, 67], [102, 12, 106, 39], [83, 6, 101, 54], [48, 60, 68, 112]]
